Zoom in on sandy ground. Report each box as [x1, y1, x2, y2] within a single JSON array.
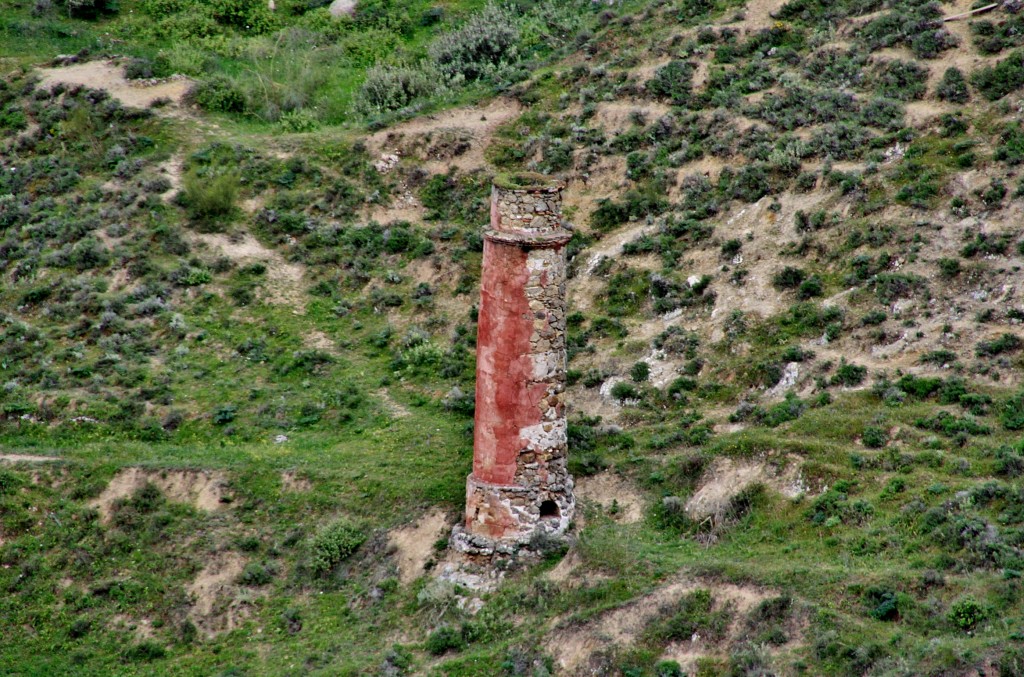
[[546, 576, 782, 674], [0, 453, 61, 463], [90, 467, 230, 523], [190, 232, 308, 312], [186, 551, 252, 637], [574, 471, 646, 523], [389, 508, 450, 584], [35, 60, 191, 110]]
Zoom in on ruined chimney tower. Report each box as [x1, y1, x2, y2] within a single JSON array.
[[453, 173, 575, 556]]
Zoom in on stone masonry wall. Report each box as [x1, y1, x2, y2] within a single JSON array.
[[454, 180, 575, 555]]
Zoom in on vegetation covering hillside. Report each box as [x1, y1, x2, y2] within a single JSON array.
[[4, 0, 1024, 674]]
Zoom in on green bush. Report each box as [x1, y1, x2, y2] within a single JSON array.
[[186, 76, 246, 113], [65, 0, 120, 18], [948, 596, 986, 631], [124, 57, 160, 80], [972, 49, 1024, 100], [772, 266, 807, 290], [861, 425, 887, 449], [356, 64, 437, 115], [976, 333, 1022, 358], [647, 60, 696, 104], [864, 587, 899, 621], [428, 3, 520, 83], [832, 359, 866, 387], [874, 60, 928, 100], [426, 625, 465, 655], [238, 561, 276, 586], [995, 124, 1024, 165], [937, 258, 960, 279], [180, 169, 238, 223], [121, 641, 166, 662], [0, 469, 23, 496], [936, 67, 969, 103], [309, 519, 365, 577], [643, 589, 731, 644], [610, 381, 641, 402], [1002, 391, 1024, 431], [797, 276, 824, 300], [630, 361, 650, 382]]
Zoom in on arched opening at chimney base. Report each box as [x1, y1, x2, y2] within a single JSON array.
[[539, 500, 560, 519]]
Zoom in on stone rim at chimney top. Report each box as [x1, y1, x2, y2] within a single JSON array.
[[489, 172, 571, 245]]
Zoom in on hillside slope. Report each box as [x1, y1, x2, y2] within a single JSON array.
[[3, 0, 1024, 674]]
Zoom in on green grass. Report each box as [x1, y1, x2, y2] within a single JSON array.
[[5, 0, 1024, 673]]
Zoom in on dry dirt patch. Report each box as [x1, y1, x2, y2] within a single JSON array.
[[546, 577, 778, 674], [0, 453, 61, 463], [280, 470, 312, 493], [366, 97, 522, 173], [592, 100, 671, 135], [389, 508, 450, 584], [191, 232, 307, 312], [575, 472, 646, 523], [35, 60, 191, 110], [91, 467, 230, 523], [685, 455, 806, 522], [186, 551, 250, 637]]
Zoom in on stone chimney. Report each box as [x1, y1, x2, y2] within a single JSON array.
[[452, 173, 575, 556]]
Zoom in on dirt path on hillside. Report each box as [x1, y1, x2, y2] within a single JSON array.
[[0, 453, 61, 463]]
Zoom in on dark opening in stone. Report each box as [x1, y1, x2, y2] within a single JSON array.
[[539, 500, 559, 519]]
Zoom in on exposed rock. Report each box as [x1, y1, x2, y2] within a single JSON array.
[[329, 0, 357, 17]]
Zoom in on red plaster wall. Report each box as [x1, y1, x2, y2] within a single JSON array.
[[472, 239, 548, 485]]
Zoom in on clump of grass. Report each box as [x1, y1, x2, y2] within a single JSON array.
[[179, 169, 239, 228]]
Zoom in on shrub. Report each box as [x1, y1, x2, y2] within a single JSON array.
[[916, 411, 991, 437], [995, 124, 1024, 165], [180, 170, 238, 223], [832, 359, 867, 387], [797, 276, 824, 300], [948, 596, 986, 631], [875, 60, 928, 100], [309, 520, 365, 577], [996, 446, 1024, 477], [643, 589, 731, 644], [124, 58, 158, 80], [811, 122, 869, 160], [65, 0, 119, 18], [428, 3, 520, 83], [186, 76, 246, 113], [356, 64, 437, 115], [238, 561, 276, 586], [630, 361, 650, 382], [937, 67, 969, 103], [864, 587, 899, 621], [0, 469, 23, 496], [976, 333, 1022, 358], [121, 641, 166, 662], [862, 425, 887, 449], [972, 49, 1024, 100], [426, 626, 465, 655], [1002, 391, 1024, 431], [937, 258, 960, 279], [648, 60, 696, 104], [213, 405, 236, 424], [610, 380, 641, 402], [772, 266, 807, 290]]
